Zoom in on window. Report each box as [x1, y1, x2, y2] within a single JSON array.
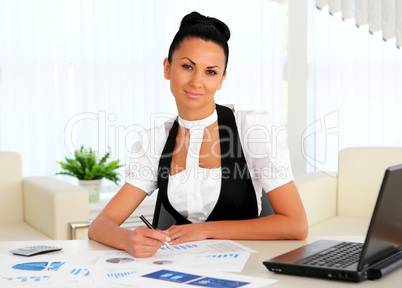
[[0, 0, 287, 182], [308, 6, 402, 173]]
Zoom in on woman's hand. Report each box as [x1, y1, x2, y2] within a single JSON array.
[[125, 226, 171, 258], [166, 223, 209, 245]]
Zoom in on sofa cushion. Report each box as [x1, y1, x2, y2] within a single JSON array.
[[0, 152, 23, 222], [338, 147, 402, 217], [0, 221, 51, 241], [295, 172, 337, 227], [308, 216, 370, 237], [23, 176, 89, 240]]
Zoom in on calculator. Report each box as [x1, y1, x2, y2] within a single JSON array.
[[9, 245, 63, 256]]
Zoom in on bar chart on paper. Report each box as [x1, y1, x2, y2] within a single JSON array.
[[1, 275, 51, 284], [107, 271, 135, 279], [0, 255, 69, 286], [69, 268, 90, 277], [157, 240, 254, 258], [148, 240, 256, 272], [209, 253, 240, 259], [193, 252, 251, 272], [160, 244, 198, 251]]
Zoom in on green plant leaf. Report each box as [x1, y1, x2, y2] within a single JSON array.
[[55, 146, 122, 183]]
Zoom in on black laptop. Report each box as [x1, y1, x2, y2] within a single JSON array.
[[263, 164, 402, 282]]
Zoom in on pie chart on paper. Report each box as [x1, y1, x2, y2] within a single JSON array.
[[106, 257, 134, 264], [153, 260, 174, 265]]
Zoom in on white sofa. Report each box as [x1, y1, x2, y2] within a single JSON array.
[[295, 147, 402, 237], [0, 152, 89, 240]]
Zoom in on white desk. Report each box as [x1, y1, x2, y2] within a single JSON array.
[[1, 236, 401, 287]]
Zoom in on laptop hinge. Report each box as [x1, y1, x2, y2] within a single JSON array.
[[367, 251, 402, 280]]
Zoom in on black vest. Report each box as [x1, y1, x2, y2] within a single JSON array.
[[157, 104, 258, 224]]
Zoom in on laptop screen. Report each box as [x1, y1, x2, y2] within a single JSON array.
[[358, 164, 402, 270]]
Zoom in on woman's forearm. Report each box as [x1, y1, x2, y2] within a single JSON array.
[[202, 182, 308, 241], [88, 183, 148, 251], [203, 214, 308, 241], [88, 215, 131, 251]]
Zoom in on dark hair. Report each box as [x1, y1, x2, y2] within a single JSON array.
[[168, 11, 231, 73]]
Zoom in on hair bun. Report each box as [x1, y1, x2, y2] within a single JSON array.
[[168, 11, 231, 72], [180, 11, 230, 41]]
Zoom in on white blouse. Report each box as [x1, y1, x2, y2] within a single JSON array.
[[125, 104, 294, 221], [168, 109, 221, 223]]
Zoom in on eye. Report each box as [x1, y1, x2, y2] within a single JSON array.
[[206, 70, 217, 75], [182, 64, 193, 70]]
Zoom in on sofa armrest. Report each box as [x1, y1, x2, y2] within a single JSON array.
[[22, 177, 89, 240], [294, 172, 337, 227]]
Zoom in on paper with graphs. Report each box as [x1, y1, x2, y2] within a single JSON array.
[[65, 239, 255, 272]]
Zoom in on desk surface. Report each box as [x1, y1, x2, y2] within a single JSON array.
[[1, 236, 400, 287]]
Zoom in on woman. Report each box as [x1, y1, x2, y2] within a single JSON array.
[[88, 11, 308, 258]]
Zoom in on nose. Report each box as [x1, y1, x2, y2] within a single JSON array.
[[189, 71, 202, 88]]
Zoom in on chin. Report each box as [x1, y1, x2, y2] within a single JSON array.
[[174, 95, 215, 112]]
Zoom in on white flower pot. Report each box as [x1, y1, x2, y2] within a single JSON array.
[[78, 179, 102, 200]]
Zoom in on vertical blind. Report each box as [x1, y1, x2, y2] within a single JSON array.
[[316, 0, 402, 48], [0, 0, 286, 181], [308, 5, 402, 173]]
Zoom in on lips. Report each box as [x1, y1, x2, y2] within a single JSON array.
[[185, 90, 203, 99]]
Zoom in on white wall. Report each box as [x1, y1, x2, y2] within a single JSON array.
[[287, 0, 309, 176]]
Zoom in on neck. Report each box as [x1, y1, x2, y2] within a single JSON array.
[[176, 101, 216, 121]]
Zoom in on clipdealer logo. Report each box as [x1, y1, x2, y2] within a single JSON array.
[[63, 111, 176, 160], [302, 110, 339, 177]]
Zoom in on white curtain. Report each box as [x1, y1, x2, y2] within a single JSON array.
[[0, 0, 286, 182], [308, 5, 402, 173], [316, 0, 402, 48]]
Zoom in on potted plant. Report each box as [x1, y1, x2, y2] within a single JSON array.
[[56, 146, 123, 200]]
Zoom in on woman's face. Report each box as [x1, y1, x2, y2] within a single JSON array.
[[163, 37, 227, 119]]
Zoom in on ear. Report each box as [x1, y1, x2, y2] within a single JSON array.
[[163, 58, 171, 80], [217, 71, 227, 91]]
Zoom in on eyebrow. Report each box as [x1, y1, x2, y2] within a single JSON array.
[[181, 57, 221, 70]]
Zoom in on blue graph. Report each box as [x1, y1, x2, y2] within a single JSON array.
[[107, 271, 135, 279], [12, 262, 64, 271], [142, 269, 201, 283], [189, 277, 249, 287], [160, 244, 198, 251], [209, 254, 239, 259], [1, 275, 51, 283], [70, 268, 90, 277]]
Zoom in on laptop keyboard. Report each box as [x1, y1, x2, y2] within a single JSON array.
[[295, 242, 363, 268]]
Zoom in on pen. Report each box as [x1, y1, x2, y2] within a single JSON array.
[[139, 214, 173, 250]]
